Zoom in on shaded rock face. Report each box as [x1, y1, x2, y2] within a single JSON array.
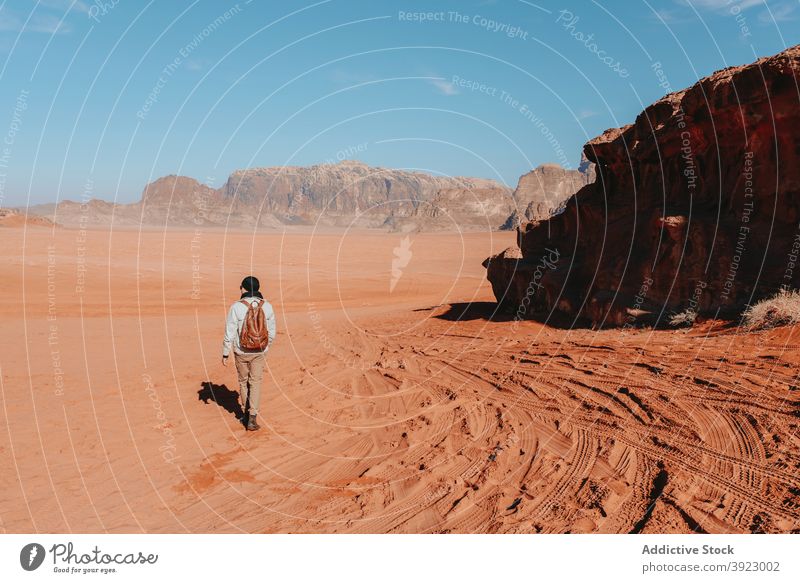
[[513, 161, 594, 222], [499, 160, 593, 231], [485, 45, 800, 327], [31, 161, 512, 230]]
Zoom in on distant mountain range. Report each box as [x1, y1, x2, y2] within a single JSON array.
[[23, 159, 593, 231]]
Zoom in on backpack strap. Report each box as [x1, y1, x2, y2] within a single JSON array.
[[240, 299, 263, 309]]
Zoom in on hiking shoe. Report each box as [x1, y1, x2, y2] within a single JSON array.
[[246, 414, 260, 431]]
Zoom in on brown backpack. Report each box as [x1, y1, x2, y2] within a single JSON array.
[[239, 299, 270, 351]]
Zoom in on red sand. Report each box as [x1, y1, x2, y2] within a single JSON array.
[[1, 225, 798, 533]]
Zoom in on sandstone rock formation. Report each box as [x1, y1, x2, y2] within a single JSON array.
[[221, 160, 512, 228], [485, 44, 800, 327], [400, 186, 516, 231], [500, 159, 594, 230], [138, 175, 258, 227], [27, 161, 514, 230]]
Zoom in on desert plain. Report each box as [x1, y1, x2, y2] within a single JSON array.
[[0, 223, 799, 534]]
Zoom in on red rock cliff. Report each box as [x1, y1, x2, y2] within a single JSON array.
[[485, 45, 800, 326]]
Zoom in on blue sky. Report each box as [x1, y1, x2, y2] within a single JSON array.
[[0, 0, 797, 205]]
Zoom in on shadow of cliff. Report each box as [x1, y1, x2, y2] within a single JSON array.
[[435, 301, 515, 322], [435, 302, 592, 329]]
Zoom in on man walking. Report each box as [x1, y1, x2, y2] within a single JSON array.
[[222, 276, 276, 431]]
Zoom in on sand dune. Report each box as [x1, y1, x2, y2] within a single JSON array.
[[0, 226, 798, 533]]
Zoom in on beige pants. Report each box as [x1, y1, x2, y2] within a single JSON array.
[[234, 351, 265, 415]]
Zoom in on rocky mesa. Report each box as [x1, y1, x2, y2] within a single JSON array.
[[485, 44, 800, 326], [27, 162, 513, 230], [221, 160, 509, 227], [26, 159, 594, 231]]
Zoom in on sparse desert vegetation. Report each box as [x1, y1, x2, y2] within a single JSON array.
[[669, 308, 698, 327], [742, 289, 800, 330]]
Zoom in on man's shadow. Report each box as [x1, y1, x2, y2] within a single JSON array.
[[198, 382, 246, 426]]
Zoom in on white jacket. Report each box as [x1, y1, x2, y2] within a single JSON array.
[[222, 296, 277, 356]]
